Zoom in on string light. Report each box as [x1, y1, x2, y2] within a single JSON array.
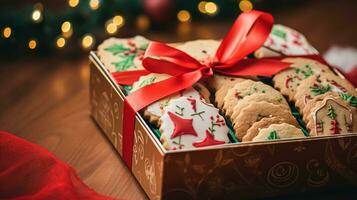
[[113, 15, 125, 27], [239, 0, 253, 12], [205, 2, 218, 15], [3, 27, 12, 38], [198, 1, 207, 13], [89, 0, 100, 10], [31, 3, 43, 23], [136, 15, 150, 31], [81, 34, 94, 49], [61, 21, 72, 33], [177, 10, 191, 23], [56, 37, 66, 48], [105, 20, 117, 35], [28, 39, 37, 49], [68, 0, 79, 8]]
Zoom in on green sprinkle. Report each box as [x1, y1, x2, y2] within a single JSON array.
[[267, 130, 279, 140]]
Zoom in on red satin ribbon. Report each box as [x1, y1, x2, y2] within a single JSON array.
[[112, 10, 293, 169]]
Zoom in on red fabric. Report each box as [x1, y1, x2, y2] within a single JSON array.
[[0, 131, 117, 200]]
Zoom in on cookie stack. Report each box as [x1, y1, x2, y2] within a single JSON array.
[[272, 58, 357, 136], [209, 76, 304, 142], [97, 23, 357, 151]]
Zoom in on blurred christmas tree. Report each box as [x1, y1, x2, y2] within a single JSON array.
[[0, 0, 301, 57]]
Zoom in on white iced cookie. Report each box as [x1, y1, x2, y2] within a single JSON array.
[[130, 73, 210, 126], [97, 35, 149, 72], [160, 97, 229, 150], [255, 24, 318, 58], [252, 123, 305, 142], [176, 40, 220, 65]]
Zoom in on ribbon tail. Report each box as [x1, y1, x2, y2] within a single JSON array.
[[121, 69, 205, 168], [111, 69, 151, 85], [216, 59, 291, 77]]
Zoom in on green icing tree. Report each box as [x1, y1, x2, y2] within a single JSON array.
[[267, 130, 279, 140], [104, 44, 130, 55], [327, 105, 337, 119], [112, 54, 136, 71]]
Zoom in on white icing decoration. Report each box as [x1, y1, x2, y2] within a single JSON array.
[[131, 73, 204, 118], [161, 97, 229, 150], [97, 35, 149, 72], [264, 24, 318, 56]]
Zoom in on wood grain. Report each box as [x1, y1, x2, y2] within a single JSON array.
[[0, 1, 357, 199]]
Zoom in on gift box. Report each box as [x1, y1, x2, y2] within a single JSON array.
[[89, 11, 357, 200]]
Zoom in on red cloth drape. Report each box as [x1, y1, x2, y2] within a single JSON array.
[[0, 131, 117, 200]]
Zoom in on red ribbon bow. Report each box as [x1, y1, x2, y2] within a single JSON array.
[[112, 10, 292, 169]]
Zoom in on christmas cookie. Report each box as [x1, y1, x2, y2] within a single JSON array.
[[223, 80, 286, 118], [205, 74, 248, 93], [233, 101, 298, 141], [272, 57, 332, 100], [306, 97, 357, 136], [130, 73, 210, 126], [242, 116, 299, 142], [302, 92, 340, 122], [230, 93, 290, 122], [159, 97, 229, 150], [255, 24, 318, 58], [293, 73, 357, 112], [214, 77, 247, 109], [252, 123, 305, 142], [97, 36, 149, 72], [176, 40, 220, 65]]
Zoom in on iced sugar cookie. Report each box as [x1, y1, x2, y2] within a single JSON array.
[[272, 58, 333, 100], [97, 36, 149, 72], [255, 24, 318, 58], [306, 96, 357, 136], [252, 123, 305, 142], [130, 73, 210, 126], [293, 73, 357, 112], [160, 97, 229, 150]]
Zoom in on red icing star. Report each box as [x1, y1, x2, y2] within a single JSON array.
[[193, 130, 226, 148], [168, 112, 198, 139]]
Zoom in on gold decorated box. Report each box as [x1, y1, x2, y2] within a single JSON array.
[[89, 51, 357, 200]]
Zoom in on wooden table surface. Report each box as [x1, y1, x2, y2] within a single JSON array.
[[1, 1, 357, 199]]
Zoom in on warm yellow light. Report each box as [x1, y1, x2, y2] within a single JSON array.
[[89, 0, 100, 10], [28, 39, 37, 49], [177, 10, 191, 22], [56, 37, 66, 48], [61, 21, 72, 33], [113, 15, 125, 27], [82, 34, 94, 49], [136, 15, 150, 31], [3, 27, 12, 38], [239, 0, 253, 12], [106, 22, 117, 35], [68, 0, 79, 8], [32, 10, 43, 23], [198, 1, 207, 13], [205, 2, 218, 15]]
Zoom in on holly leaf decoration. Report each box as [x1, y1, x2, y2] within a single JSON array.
[[104, 44, 130, 56], [267, 130, 279, 140], [327, 105, 337, 119], [339, 93, 357, 108], [271, 28, 286, 40], [310, 84, 331, 96], [112, 54, 136, 71]]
